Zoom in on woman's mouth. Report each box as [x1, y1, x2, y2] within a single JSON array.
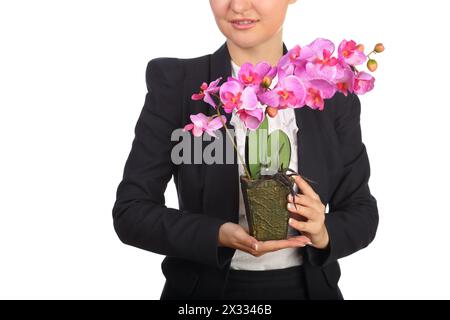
[[230, 19, 259, 30]]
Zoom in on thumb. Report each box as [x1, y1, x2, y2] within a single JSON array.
[[235, 224, 258, 250], [240, 233, 259, 251]]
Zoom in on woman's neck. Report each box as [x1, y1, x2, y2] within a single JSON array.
[[226, 34, 284, 67]]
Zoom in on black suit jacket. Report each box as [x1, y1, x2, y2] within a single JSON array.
[[112, 41, 379, 300]]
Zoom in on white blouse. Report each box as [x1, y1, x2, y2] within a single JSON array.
[[229, 59, 304, 270]]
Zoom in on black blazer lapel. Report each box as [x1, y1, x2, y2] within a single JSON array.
[[201, 42, 238, 224]]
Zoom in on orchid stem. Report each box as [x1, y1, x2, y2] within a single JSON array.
[[214, 101, 251, 180]]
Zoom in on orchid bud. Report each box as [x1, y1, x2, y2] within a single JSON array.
[[266, 106, 278, 118], [374, 43, 385, 53], [262, 76, 272, 89], [367, 59, 378, 72], [356, 44, 365, 52]]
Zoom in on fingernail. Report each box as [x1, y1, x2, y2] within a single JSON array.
[[253, 243, 258, 251], [287, 203, 293, 209], [307, 241, 313, 245], [289, 218, 293, 224], [287, 194, 292, 201]]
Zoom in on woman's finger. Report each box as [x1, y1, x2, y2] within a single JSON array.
[[241, 236, 312, 257], [287, 235, 312, 244], [287, 202, 315, 220], [293, 175, 320, 201], [256, 238, 307, 253], [288, 193, 314, 207], [288, 193, 324, 213], [236, 231, 259, 251], [235, 243, 258, 255], [288, 218, 316, 234], [244, 236, 259, 251]]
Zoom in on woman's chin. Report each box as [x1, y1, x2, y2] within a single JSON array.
[[227, 34, 265, 49]]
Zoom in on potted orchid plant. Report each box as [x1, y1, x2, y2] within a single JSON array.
[[183, 38, 384, 241]]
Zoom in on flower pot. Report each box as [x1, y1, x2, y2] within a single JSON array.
[[240, 174, 295, 241]]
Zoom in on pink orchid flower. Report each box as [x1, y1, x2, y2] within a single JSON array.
[[237, 62, 276, 89], [236, 106, 265, 130], [338, 40, 367, 66], [277, 45, 314, 76], [304, 79, 337, 111], [191, 77, 222, 108], [259, 69, 306, 110], [219, 79, 258, 113], [278, 45, 301, 76], [353, 71, 375, 95], [303, 38, 339, 82], [305, 38, 336, 61], [183, 113, 227, 137], [334, 63, 355, 96], [219, 79, 263, 129], [184, 38, 381, 136]]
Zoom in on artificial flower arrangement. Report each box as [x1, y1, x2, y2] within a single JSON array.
[[183, 38, 384, 241]]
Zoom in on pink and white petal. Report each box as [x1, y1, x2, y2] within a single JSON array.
[[239, 63, 254, 76], [208, 77, 222, 89], [354, 74, 375, 95], [337, 39, 350, 56], [207, 116, 226, 130], [308, 38, 335, 59], [277, 67, 289, 83], [241, 86, 258, 110], [203, 93, 217, 108], [308, 79, 337, 99], [245, 108, 264, 129], [307, 63, 337, 82], [284, 76, 303, 93], [244, 115, 263, 130], [192, 126, 204, 137], [346, 51, 367, 66], [356, 71, 374, 81], [223, 102, 236, 114], [255, 62, 272, 77], [191, 93, 204, 101], [258, 90, 279, 108], [220, 80, 243, 102], [190, 113, 209, 128], [299, 45, 315, 60], [267, 66, 278, 79], [183, 123, 194, 131]]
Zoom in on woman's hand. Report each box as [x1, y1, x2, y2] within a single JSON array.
[[218, 222, 311, 257], [286, 175, 330, 250]]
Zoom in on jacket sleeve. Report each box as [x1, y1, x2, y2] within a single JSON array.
[[306, 92, 379, 267], [112, 58, 230, 269]]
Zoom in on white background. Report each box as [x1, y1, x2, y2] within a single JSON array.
[[1, 0, 449, 299]]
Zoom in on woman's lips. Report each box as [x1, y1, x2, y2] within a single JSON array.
[[230, 19, 258, 30]]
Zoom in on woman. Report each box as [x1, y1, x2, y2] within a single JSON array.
[[112, 0, 379, 300]]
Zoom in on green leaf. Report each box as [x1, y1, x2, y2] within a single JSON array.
[[245, 115, 268, 179], [267, 129, 291, 172]]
